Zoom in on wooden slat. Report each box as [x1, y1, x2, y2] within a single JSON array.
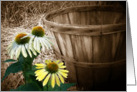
[[76, 67, 94, 90], [44, 5, 126, 90], [102, 11, 115, 24], [54, 32, 67, 56], [68, 12, 81, 24], [65, 62, 77, 83], [92, 34, 113, 63], [62, 13, 70, 24], [92, 36, 101, 63], [80, 11, 86, 25], [70, 35, 77, 61], [110, 60, 126, 82], [61, 34, 74, 58], [112, 33, 121, 59], [45, 5, 125, 20], [86, 11, 91, 25], [89, 1, 99, 5], [48, 31, 61, 54], [82, 36, 93, 62], [72, 35, 85, 62], [93, 34, 113, 89], [46, 17, 61, 54], [44, 18, 125, 35], [115, 32, 126, 60]]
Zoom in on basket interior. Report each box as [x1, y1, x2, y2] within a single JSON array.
[[46, 6, 126, 25]]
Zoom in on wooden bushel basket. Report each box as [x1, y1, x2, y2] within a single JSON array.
[[44, 4, 126, 91]]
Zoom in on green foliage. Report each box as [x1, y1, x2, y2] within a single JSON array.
[[25, 65, 37, 76], [4, 59, 16, 62], [18, 52, 38, 83], [45, 84, 61, 91], [10, 82, 42, 91], [60, 83, 76, 91], [11, 65, 43, 91], [43, 81, 76, 91], [1, 61, 22, 82], [1, 51, 38, 82]]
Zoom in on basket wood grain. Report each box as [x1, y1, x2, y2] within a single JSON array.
[[44, 4, 126, 91]]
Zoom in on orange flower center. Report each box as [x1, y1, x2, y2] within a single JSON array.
[[15, 33, 30, 44], [46, 62, 58, 73], [31, 26, 45, 37]]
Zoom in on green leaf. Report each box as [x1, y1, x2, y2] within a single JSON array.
[[18, 51, 39, 64], [25, 65, 37, 76], [4, 59, 16, 62], [18, 52, 39, 83], [43, 81, 76, 91], [25, 70, 35, 76], [46, 82, 61, 91], [1, 62, 22, 82], [43, 84, 48, 91], [10, 82, 42, 91], [43, 81, 60, 91], [32, 65, 37, 71], [60, 83, 76, 91]]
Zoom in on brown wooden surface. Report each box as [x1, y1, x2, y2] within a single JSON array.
[[44, 4, 126, 90]]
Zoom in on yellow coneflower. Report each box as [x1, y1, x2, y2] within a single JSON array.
[[35, 60, 69, 88], [7, 33, 37, 59]]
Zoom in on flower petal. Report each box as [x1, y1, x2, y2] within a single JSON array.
[[34, 37, 37, 51], [58, 62, 64, 67], [29, 36, 36, 55], [15, 45, 21, 59], [37, 38, 41, 52], [44, 39, 52, 49], [7, 41, 13, 51], [55, 74, 60, 86], [39, 38, 45, 52], [57, 73, 64, 83], [35, 38, 40, 53], [25, 44, 32, 58], [55, 60, 60, 64], [10, 47, 15, 59], [59, 65, 66, 69], [35, 69, 45, 76], [43, 74, 51, 86], [36, 71, 48, 81], [36, 66, 45, 69], [59, 69, 69, 73], [10, 42, 17, 58], [35, 69, 43, 74], [42, 39, 50, 50], [45, 60, 51, 64], [35, 64, 45, 67], [30, 46, 37, 55], [8, 42, 15, 54], [44, 36, 54, 45], [59, 71, 68, 78], [21, 45, 27, 58], [51, 74, 55, 88]]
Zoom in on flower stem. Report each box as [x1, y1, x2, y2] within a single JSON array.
[[19, 52, 36, 83], [22, 59, 33, 83]]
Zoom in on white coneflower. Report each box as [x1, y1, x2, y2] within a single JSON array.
[[35, 60, 69, 88], [7, 33, 37, 59], [30, 26, 53, 53]]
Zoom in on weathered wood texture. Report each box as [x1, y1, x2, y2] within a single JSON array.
[[44, 2, 126, 91]]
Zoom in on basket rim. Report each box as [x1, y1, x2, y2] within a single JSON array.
[[43, 5, 126, 35]]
